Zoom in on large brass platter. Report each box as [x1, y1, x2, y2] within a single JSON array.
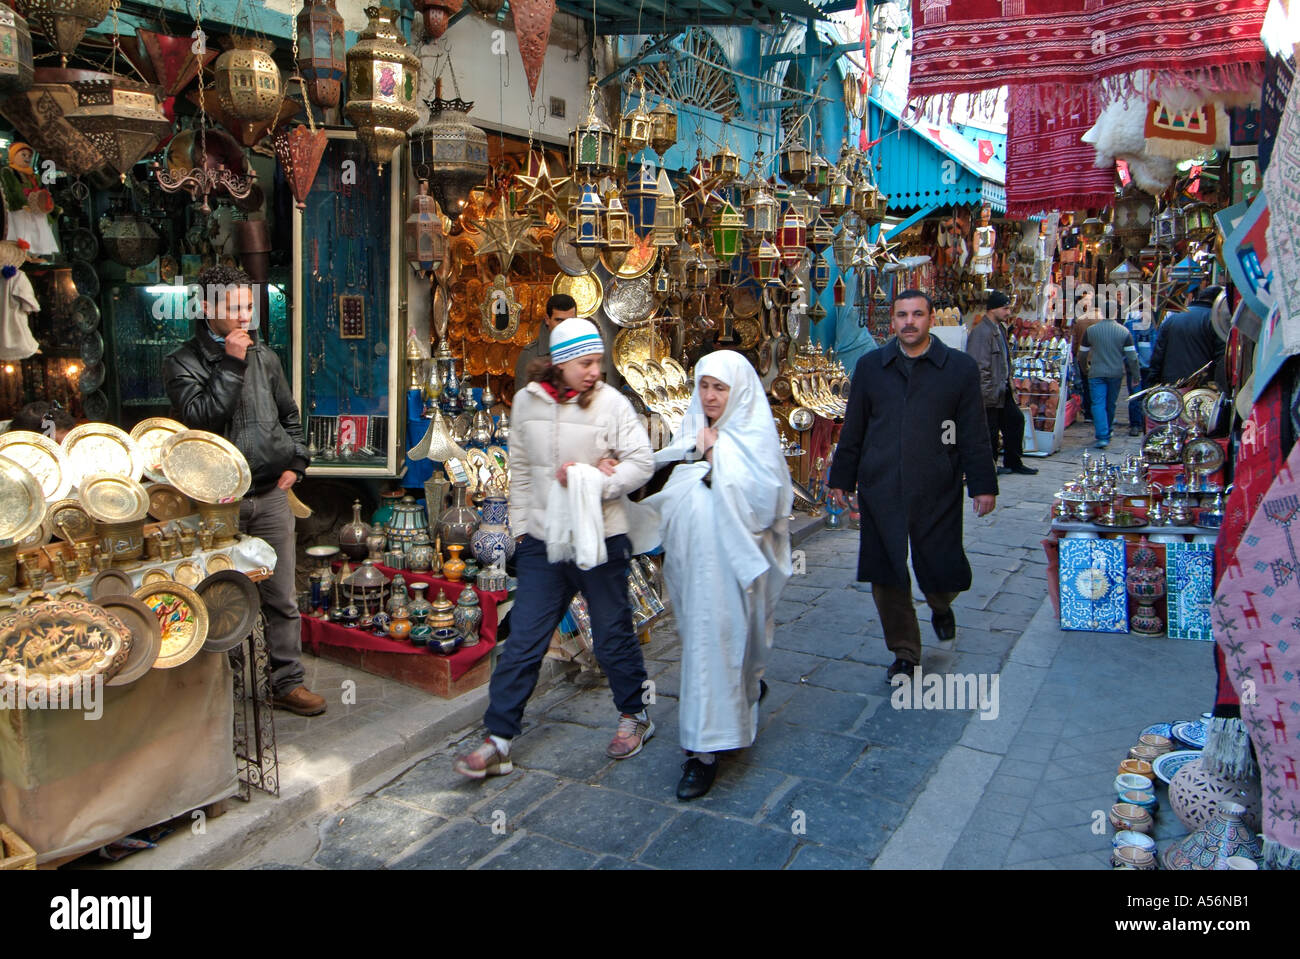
[[147, 483, 196, 521], [731, 284, 761, 319], [601, 234, 657, 279], [61, 423, 144, 487], [98, 594, 162, 686], [196, 569, 259, 653], [159, 430, 252, 504], [0, 455, 46, 549], [552, 272, 604, 318], [130, 417, 186, 484], [133, 581, 210, 669], [80, 472, 151, 523], [604, 276, 657, 328], [1181, 388, 1220, 428], [0, 430, 73, 502], [551, 224, 587, 277], [612, 327, 670, 375], [48, 498, 95, 542], [734, 317, 763, 351], [0, 600, 130, 693]]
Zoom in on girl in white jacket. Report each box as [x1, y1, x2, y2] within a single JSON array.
[[455, 318, 656, 778]]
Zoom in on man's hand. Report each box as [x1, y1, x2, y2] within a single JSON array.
[[225, 328, 252, 361], [828, 488, 850, 509], [596, 457, 619, 476], [973, 494, 996, 517], [277, 470, 297, 491]]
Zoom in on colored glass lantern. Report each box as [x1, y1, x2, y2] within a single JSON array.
[[744, 183, 780, 237], [852, 169, 879, 219], [832, 275, 845, 306], [406, 180, 447, 277], [778, 209, 807, 268], [296, 0, 346, 108], [779, 137, 810, 186], [408, 76, 489, 215], [808, 153, 831, 192], [619, 96, 652, 157], [624, 163, 658, 238], [344, 5, 421, 170], [874, 191, 889, 221], [570, 181, 605, 270], [832, 226, 856, 274], [808, 213, 834, 254], [753, 238, 781, 284], [652, 167, 680, 248], [569, 86, 618, 179], [810, 301, 827, 324], [811, 255, 830, 293], [1180, 200, 1215, 241], [0, 3, 35, 95], [711, 141, 741, 186], [215, 36, 283, 123], [824, 166, 851, 218], [603, 188, 633, 271], [649, 101, 677, 158], [711, 201, 743, 261], [787, 188, 820, 226], [653, 263, 672, 300]]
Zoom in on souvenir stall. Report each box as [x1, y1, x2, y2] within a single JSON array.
[[0, 419, 283, 864]]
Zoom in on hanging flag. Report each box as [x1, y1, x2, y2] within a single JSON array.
[[978, 139, 995, 164]]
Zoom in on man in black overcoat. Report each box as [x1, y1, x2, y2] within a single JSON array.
[[828, 290, 999, 681]]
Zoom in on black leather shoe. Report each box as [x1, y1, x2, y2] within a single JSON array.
[[997, 466, 1013, 475], [759, 680, 769, 703], [677, 757, 717, 800], [932, 608, 957, 641], [1128, 426, 1142, 436], [886, 658, 918, 682], [1007, 464, 1038, 475]]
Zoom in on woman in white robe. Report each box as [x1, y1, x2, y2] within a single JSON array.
[[641, 350, 793, 799]]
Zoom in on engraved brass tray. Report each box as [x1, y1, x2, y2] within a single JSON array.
[[133, 581, 210, 669], [61, 423, 144, 487], [98, 594, 162, 686], [205, 552, 234, 572], [602, 234, 657, 279], [604, 275, 657, 328], [196, 569, 258, 653], [0, 430, 73, 502], [174, 560, 205, 589], [80, 472, 151, 523], [159, 430, 252, 504], [0, 599, 130, 693], [48, 498, 95, 542], [0, 455, 46, 549], [552, 271, 604, 318], [551, 224, 587, 277], [130, 417, 186, 484], [147, 483, 195, 521]]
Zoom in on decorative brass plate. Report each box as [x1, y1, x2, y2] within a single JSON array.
[[147, 483, 195, 522], [0, 600, 130, 692], [1181, 388, 1220, 427], [98, 594, 162, 686], [133, 581, 209, 669], [1184, 438, 1225, 473], [601, 234, 657, 279], [130, 417, 186, 484], [1142, 388, 1183, 424], [196, 569, 259, 653], [91, 567, 135, 599], [0, 455, 46, 549], [173, 560, 205, 589], [788, 407, 815, 432], [205, 552, 234, 573], [553, 271, 604, 318], [0, 431, 73, 502], [140, 568, 169, 585], [61, 423, 144, 487], [770, 375, 793, 403], [480, 275, 522, 342], [734, 317, 763, 350], [48, 498, 94, 542], [604, 276, 657, 328], [612, 327, 670, 375], [159, 430, 252, 504], [551, 224, 587, 277], [731, 284, 760, 319], [80, 473, 151, 523]]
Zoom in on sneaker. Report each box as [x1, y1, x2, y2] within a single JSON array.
[[453, 738, 513, 779], [271, 685, 326, 716], [886, 658, 918, 682], [607, 713, 654, 759], [676, 757, 718, 801]]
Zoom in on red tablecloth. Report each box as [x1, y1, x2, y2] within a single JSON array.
[[301, 565, 506, 682]]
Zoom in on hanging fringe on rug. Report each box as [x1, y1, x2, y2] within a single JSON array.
[[1202, 716, 1259, 781]]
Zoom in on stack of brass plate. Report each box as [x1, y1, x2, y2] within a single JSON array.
[[133, 581, 209, 669], [790, 370, 848, 419], [0, 431, 73, 502], [61, 423, 144, 487], [48, 498, 95, 542], [80, 473, 151, 524], [130, 417, 186, 484], [159, 430, 252, 504], [147, 482, 196, 521], [0, 455, 46, 549], [0, 600, 131, 692]]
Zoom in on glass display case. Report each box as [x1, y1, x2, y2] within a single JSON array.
[[291, 129, 405, 477]]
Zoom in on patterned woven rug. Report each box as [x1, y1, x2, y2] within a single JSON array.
[[1006, 87, 1115, 216]]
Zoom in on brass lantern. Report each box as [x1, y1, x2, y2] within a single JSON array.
[[1153, 204, 1183, 248], [779, 137, 810, 186], [832, 274, 846, 306], [570, 182, 606, 271], [624, 163, 658, 238], [744, 183, 780, 237], [711, 141, 741, 187], [832, 225, 856, 274], [406, 180, 447, 277], [570, 82, 618, 180], [25, 0, 110, 65], [214, 37, 284, 123], [808, 153, 831, 193], [344, 5, 421, 170], [651, 167, 679, 248], [649, 101, 677, 158], [823, 165, 851, 218], [811, 254, 830, 294], [619, 80, 653, 157], [0, 3, 35, 95], [603, 188, 634, 272], [408, 77, 489, 216], [852, 169, 879, 221], [100, 208, 160, 268], [1181, 200, 1215, 241], [1080, 215, 1104, 240], [297, 0, 347, 109], [808, 213, 834, 254], [711, 200, 743, 261], [753, 237, 781, 284], [777, 208, 806, 269]]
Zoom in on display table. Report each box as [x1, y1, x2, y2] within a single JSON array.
[[301, 565, 506, 699], [0, 651, 237, 865]]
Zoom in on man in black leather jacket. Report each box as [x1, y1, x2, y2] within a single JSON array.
[[1147, 285, 1226, 386], [163, 266, 325, 717]]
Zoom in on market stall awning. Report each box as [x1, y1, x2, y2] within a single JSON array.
[[870, 97, 1006, 215], [553, 0, 838, 34]]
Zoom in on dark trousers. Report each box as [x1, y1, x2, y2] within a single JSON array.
[[871, 582, 959, 665], [1127, 368, 1146, 430], [1079, 374, 1092, 420], [986, 391, 1027, 469], [239, 487, 304, 696], [485, 534, 647, 739]]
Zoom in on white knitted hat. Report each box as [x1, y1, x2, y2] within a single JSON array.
[[549, 317, 603, 364]]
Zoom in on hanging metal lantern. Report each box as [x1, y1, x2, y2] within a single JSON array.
[[1153, 205, 1183, 248], [409, 77, 489, 216], [25, 0, 110, 65], [570, 182, 605, 271], [100, 208, 160, 267], [779, 137, 810, 186], [44, 68, 172, 179], [753, 238, 781, 284], [619, 81, 652, 158], [0, 3, 35, 95], [832, 275, 846, 307], [778, 209, 807, 269], [823, 165, 851, 219], [711, 200, 742, 262], [1180, 200, 1215, 241], [649, 101, 677, 158], [1112, 187, 1153, 249], [811, 254, 830, 294], [406, 180, 447, 276], [345, 5, 421, 170], [624, 163, 658, 238], [214, 36, 283, 123], [1079, 215, 1104, 240], [808, 213, 834, 255], [603, 188, 633, 272], [273, 122, 329, 209], [810, 301, 827, 324], [852, 170, 879, 220], [832, 226, 856, 274], [744, 183, 780, 237], [807, 153, 830, 193], [569, 82, 618, 180], [652, 167, 679, 248], [297, 0, 346, 109], [874, 191, 889, 221], [652, 263, 672, 300], [710, 141, 741, 187], [787, 188, 819, 226], [415, 0, 463, 39]]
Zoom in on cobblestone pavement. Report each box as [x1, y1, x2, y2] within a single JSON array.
[[237, 412, 1213, 870]]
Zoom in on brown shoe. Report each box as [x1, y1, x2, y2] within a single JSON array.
[[272, 685, 327, 716], [453, 738, 513, 779], [607, 713, 654, 759]]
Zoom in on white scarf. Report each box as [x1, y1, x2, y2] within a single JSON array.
[[544, 462, 607, 570]]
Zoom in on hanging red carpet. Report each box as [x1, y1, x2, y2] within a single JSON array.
[[1005, 86, 1114, 217]]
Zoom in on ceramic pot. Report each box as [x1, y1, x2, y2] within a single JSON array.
[[388, 607, 412, 641], [1163, 802, 1263, 870], [407, 541, 434, 573], [437, 485, 478, 552], [1112, 846, 1156, 870], [443, 544, 466, 583], [339, 500, 372, 561], [1112, 830, 1156, 854], [470, 495, 514, 566], [1109, 802, 1153, 833], [407, 582, 433, 625], [1115, 773, 1154, 797], [1121, 789, 1158, 813], [1168, 757, 1262, 833], [429, 588, 456, 631], [385, 495, 429, 553], [386, 575, 409, 616], [1138, 734, 1173, 754], [1118, 759, 1153, 779], [366, 531, 387, 561], [454, 586, 482, 646], [372, 488, 405, 529], [410, 624, 431, 646], [429, 626, 460, 654], [371, 611, 391, 636], [1129, 745, 1163, 764]]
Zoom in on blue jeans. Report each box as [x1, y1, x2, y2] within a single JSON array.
[[1088, 376, 1122, 442], [1127, 369, 1146, 432], [484, 534, 646, 739]]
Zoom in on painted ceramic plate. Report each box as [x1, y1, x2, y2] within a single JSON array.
[[1140, 722, 1175, 740], [130, 417, 186, 484], [133, 581, 209, 669], [1152, 749, 1201, 785], [61, 423, 144, 487], [1170, 720, 1207, 750], [80, 330, 104, 365], [68, 228, 98, 261], [196, 569, 259, 653], [98, 594, 162, 686], [0, 430, 73, 502], [82, 391, 109, 423]]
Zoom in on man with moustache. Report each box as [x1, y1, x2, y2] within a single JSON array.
[[828, 290, 999, 681]]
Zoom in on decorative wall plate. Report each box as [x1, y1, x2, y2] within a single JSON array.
[[68, 228, 98, 262], [1181, 388, 1219, 427], [99, 594, 162, 686], [196, 569, 259, 653], [48, 499, 94, 542], [140, 568, 169, 585], [788, 407, 815, 432], [62, 423, 144, 487], [0, 600, 130, 692], [602, 234, 657, 278], [604, 276, 657, 328], [550, 224, 587, 276], [1143, 388, 1183, 423], [205, 552, 234, 572], [731, 284, 760, 319], [78, 363, 106, 394], [83, 391, 109, 422], [552, 271, 603, 318], [612, 327, 670, 375], [1170, 720, 1208, 750], [0, 431, 73, 502], [72, 295, 101, 333], [134, 581, 209, 668], [758, 342, 773, 376], [70, 259, 100, 298], [91, 567, 135, 599], [0, 455, 46, 549], [734, 317, 762, 350], [146, 483, 195, 521], [1183, 438, 1224, 473], [131, 417, 186, 484], [80, 473, 151, 523], [770, 375, 792, 403], [159, 429, 252, 504]]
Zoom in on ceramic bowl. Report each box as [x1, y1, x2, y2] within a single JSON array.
[[1112, 845, 1157, 870], [1122, 789, 1158, 813], [1116, 773, 1155, 796], [1129, 744, 1163, 763], [1138, 733, 1173, 754], [429, 627, 460, 655], [1113, 830, 1157, 853], [1110, 802, 1154, 833], [1119, 758, 1154, 779]]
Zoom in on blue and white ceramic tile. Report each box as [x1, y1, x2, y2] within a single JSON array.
[[1166, 541, 1215, 640], [1059, 538, 1128, 632]]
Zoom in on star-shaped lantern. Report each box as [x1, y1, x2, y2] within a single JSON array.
[[514, 150, 571, 214], [475, 199, 540, 274]]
